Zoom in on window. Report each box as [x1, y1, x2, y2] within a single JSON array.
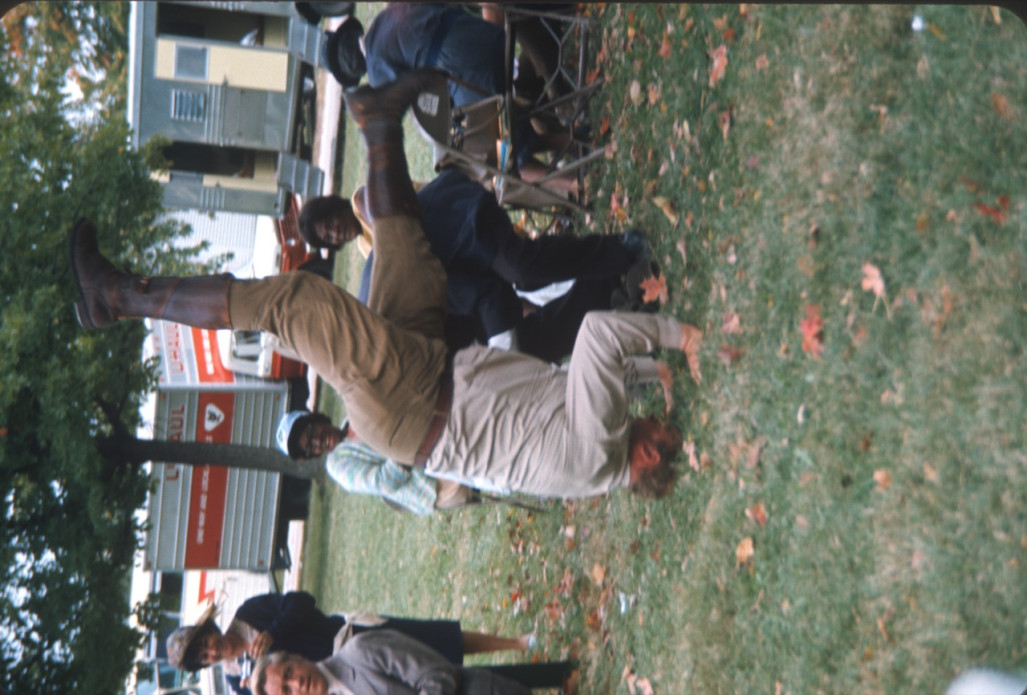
[[174, 45, 208, 81], [171, 89, 206, 122]]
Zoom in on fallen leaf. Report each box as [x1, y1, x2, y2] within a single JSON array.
[[610, 191, 627, 222], [683, 440, 700, 472], [716, 344, 744, 366], [637, 676, 655, 695], [585, 66, 601, 85], [795, 515, 810, 531], [718, 109, 731, 140], [928, 22, 946, 40], [799, 304, 824, 360], [873, 469, 893, 489], [991, 92, 1012, 120], [973, 201, 1006, 224], [639, 272, 669, 305], [675, 240, 687, 266], [861, 262, 886, 299], [923, 463, 939, 483], [990, 5, 1002, 23], [589, 563, 607, 586], [755, 53, 769, 71], [746, 502, 768, 527], [708, 44, 728, 87], [624, 669, 637, 695], [736, 536, 755, 566], [911, 549, 927, 571], [652, 196, 679, 226], [647, 82, 662, 106], [599, 116, 610, 136], [629, 79, 644, 107], [658, 32, 672, 60], [721, 311, 742, 334]]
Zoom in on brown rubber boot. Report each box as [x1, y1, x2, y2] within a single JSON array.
[[344, 69, 447, 220], [69, 218, 232, 330], [343, 67, 447, 128]]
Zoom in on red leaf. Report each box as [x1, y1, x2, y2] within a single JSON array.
[[658, 33, 672, 60], [799, 304, 824, 360], [717, 344, 744, 366], [639, 273, 668, 305], [708, 44, 728, 87], [973, 202, 1006, 224]]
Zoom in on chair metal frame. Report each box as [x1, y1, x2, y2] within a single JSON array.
[[410, 6, 604, 216]]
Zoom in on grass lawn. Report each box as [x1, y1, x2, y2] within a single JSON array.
[[301, 5, 1025, 693]]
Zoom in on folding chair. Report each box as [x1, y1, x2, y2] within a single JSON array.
[[410, 6, 604, 217]]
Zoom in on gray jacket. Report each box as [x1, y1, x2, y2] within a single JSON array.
[[319, 629, 531, 695]]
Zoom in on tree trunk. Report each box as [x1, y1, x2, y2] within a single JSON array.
[[97, 435, 322, 479]]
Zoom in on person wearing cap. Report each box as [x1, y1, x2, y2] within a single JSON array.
[[68, 70, 700, 502], [166, 591, 538, 695], [298, 167, 655, 362], [276, 410, 473, 514]]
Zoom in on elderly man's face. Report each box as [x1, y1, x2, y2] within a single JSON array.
[[262, 654, 326, 695]]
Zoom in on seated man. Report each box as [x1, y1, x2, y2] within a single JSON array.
[[276, 410, 474, 514], [298, 168, 654, 361], [251, 635, 543, 695], [363, 3, 580, 192], [68, 68, 701, 499]]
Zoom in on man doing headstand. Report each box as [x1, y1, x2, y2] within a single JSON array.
[[68, 69, 701, 500]]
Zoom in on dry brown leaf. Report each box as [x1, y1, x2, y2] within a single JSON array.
[[637, 677, 655, 695], [736, 536, 755, 566], [721, 311, 742, 334], [625, 669, 637, 695], [629, 79, 644, 107], [718, 109, 731, 140], [675, 240, 687, 266], [683, 440, 700, 472], [639, 272, 669, 305], [746, 502, 768, 528], [755, 53, 769, 71], [708, 44, 728, 87], [652, 196, 679, 226], [716, 344, 744, 366], [923, 463, 939, 483], [658, 32, 672, 60], [990, 5, 1002, 23], [799, 304, 824, 360], [873, 469, 893, 490], [861, 262, 886, 299], [589, 563, 607, 587], [647, 82, 662, 106]]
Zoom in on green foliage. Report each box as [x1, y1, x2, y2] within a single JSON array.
[[0, 3, 202, 693]]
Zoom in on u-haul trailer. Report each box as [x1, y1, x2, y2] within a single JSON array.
[[142, 318, 298, 571]]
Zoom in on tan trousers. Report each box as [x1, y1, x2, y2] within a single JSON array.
[[228, 216, 449, 464]]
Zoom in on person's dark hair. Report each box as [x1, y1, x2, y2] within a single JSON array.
[[298, 194, 353, 248], [628, 417, 682, 500], [287, 412, 333, 459], [180, 619, 221, 673]]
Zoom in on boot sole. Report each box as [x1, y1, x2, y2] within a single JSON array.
[[67, 217, 101, 330]]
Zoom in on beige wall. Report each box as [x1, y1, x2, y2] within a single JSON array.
[[155, 39, 289, 92]]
